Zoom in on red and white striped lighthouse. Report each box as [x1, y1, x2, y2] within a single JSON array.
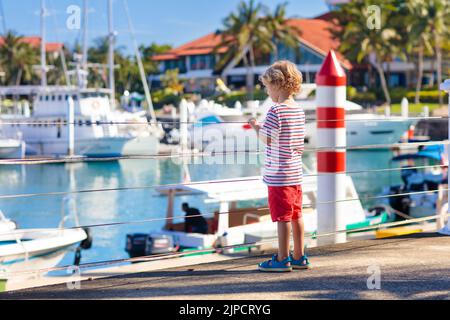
[[316, 50, 347, 245]]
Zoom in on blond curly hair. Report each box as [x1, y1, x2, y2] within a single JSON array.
[[259, 60, 303, 95]]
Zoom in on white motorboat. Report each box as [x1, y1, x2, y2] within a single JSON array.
[[0, 86, 135, 157], [188, 113, 259, 152], [258, 97, 416, 148], [378, 144, 447, 219], [0, 198, 91, 278], [110, 109, 160, 156], [0, 120, 26, 159], [186, 90, 414, 153], [0, 137, 26, 159]]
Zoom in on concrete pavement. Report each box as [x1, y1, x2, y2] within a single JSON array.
[[2, 233, 450, 300]]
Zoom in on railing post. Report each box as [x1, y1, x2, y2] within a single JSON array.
[[67, 96, 75, 157], [316, 50, 347, 245], [439, 79, 450, 235]]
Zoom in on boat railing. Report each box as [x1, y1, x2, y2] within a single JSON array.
[[59, 196, 81, 232]]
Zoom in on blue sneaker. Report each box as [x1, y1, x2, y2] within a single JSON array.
[[258, 254, 292, 272], [290, 254, 311, 270]]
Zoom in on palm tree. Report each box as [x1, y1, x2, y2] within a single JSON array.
[[428, 0, 449, 106], [0, 31, 39, 85], [331, 0, 401, 105], [264, 2, 301, 61], [402, 0, 435, 104], [214, 0, 300, 100]]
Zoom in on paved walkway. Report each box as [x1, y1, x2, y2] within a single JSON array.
[[2, 233, 450, 300]]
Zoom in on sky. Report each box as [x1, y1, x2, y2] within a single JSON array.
[[0, 0, 329, 54]]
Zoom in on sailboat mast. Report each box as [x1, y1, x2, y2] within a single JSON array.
[[108, 0, 115, 109], [122, 0, 158, 125], [40, 0, 47, 87], [0, 0, 7, 35], [82, 0, 88, 72]]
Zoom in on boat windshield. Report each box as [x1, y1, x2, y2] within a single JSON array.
[[194, 115, 223, 128], [80, 92, 109, 99]]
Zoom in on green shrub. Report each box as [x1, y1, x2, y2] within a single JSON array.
[[351, 91, 377, 104], [214, 89, 268, 107], [405, 90, 447, 104], [389, 87, 410, 103], [151, 88, 182, 109]]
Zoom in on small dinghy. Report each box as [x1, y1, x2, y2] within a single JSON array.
[[0, 197, 92, 278]]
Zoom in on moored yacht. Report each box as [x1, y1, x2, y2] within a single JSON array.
[[0, 86, 134, 157]]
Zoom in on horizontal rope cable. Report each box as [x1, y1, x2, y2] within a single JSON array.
[[0, 164, 445, 201], [0, 187, 447, 238], [0, 139, 448, 165], [0, 115, 443, 126], [2, 213, 447, 277]]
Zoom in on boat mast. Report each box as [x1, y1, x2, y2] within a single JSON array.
[[0, 0, 7, 35], [107, 0, 115, 109], [122, 0, 157, 125], [40, 0, 47, 87], [82, 0, 88, 73]]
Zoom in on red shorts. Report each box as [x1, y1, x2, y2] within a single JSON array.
[[268, 185, 302, 222]]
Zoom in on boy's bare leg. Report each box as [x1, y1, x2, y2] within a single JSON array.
[[277, 221, 291, 261], [291, 218, 305, 260]]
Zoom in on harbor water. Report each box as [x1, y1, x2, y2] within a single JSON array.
[[0, 150, 402, 270]]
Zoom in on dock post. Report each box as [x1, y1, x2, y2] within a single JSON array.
[[179, 99, 189, 153], [401, 97, 409, 118], [67, 96, 75, 157], [439, 79, 450, 235], [316, 50, 347, 245]]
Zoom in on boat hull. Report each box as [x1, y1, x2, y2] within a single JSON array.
[[0, 228, 87, 275], [25, 137, 131, 157], [305, 117, 414, 148], [0, 140, 26, 159], [122, 135, 159, 156]]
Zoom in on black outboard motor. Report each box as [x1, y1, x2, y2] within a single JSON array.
[[145, 234, 174, 255], [126, 233, 148, 258], [126, 233, 175, 259]]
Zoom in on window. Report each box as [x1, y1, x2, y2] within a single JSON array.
[[190, 55, 214, 70], [273, 43, 323, 65], [164, 59, 187, 73]]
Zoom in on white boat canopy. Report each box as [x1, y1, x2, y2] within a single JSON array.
[[155, 175, 317, 204]]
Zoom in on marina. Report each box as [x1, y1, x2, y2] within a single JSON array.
[[0, 0, 449, 304]]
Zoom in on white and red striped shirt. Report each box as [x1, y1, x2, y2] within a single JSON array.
[[260, 103, 305, 187]]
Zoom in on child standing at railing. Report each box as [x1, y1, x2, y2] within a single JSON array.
[[249, 60, 310, 272]]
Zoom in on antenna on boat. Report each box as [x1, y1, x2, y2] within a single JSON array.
[[107, 0, 116, 110], [122, 0, 158, 127], [40, 0, 47, 87], [82, 0, 88, 73]]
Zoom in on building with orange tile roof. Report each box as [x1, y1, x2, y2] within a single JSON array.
[[151, 18, 353, 94], [0, 36, 64, 54]]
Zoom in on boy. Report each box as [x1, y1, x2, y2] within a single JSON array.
[[249, 60, 310, 272]]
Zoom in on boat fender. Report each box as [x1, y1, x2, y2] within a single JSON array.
[[80, 228, 93, 250]]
